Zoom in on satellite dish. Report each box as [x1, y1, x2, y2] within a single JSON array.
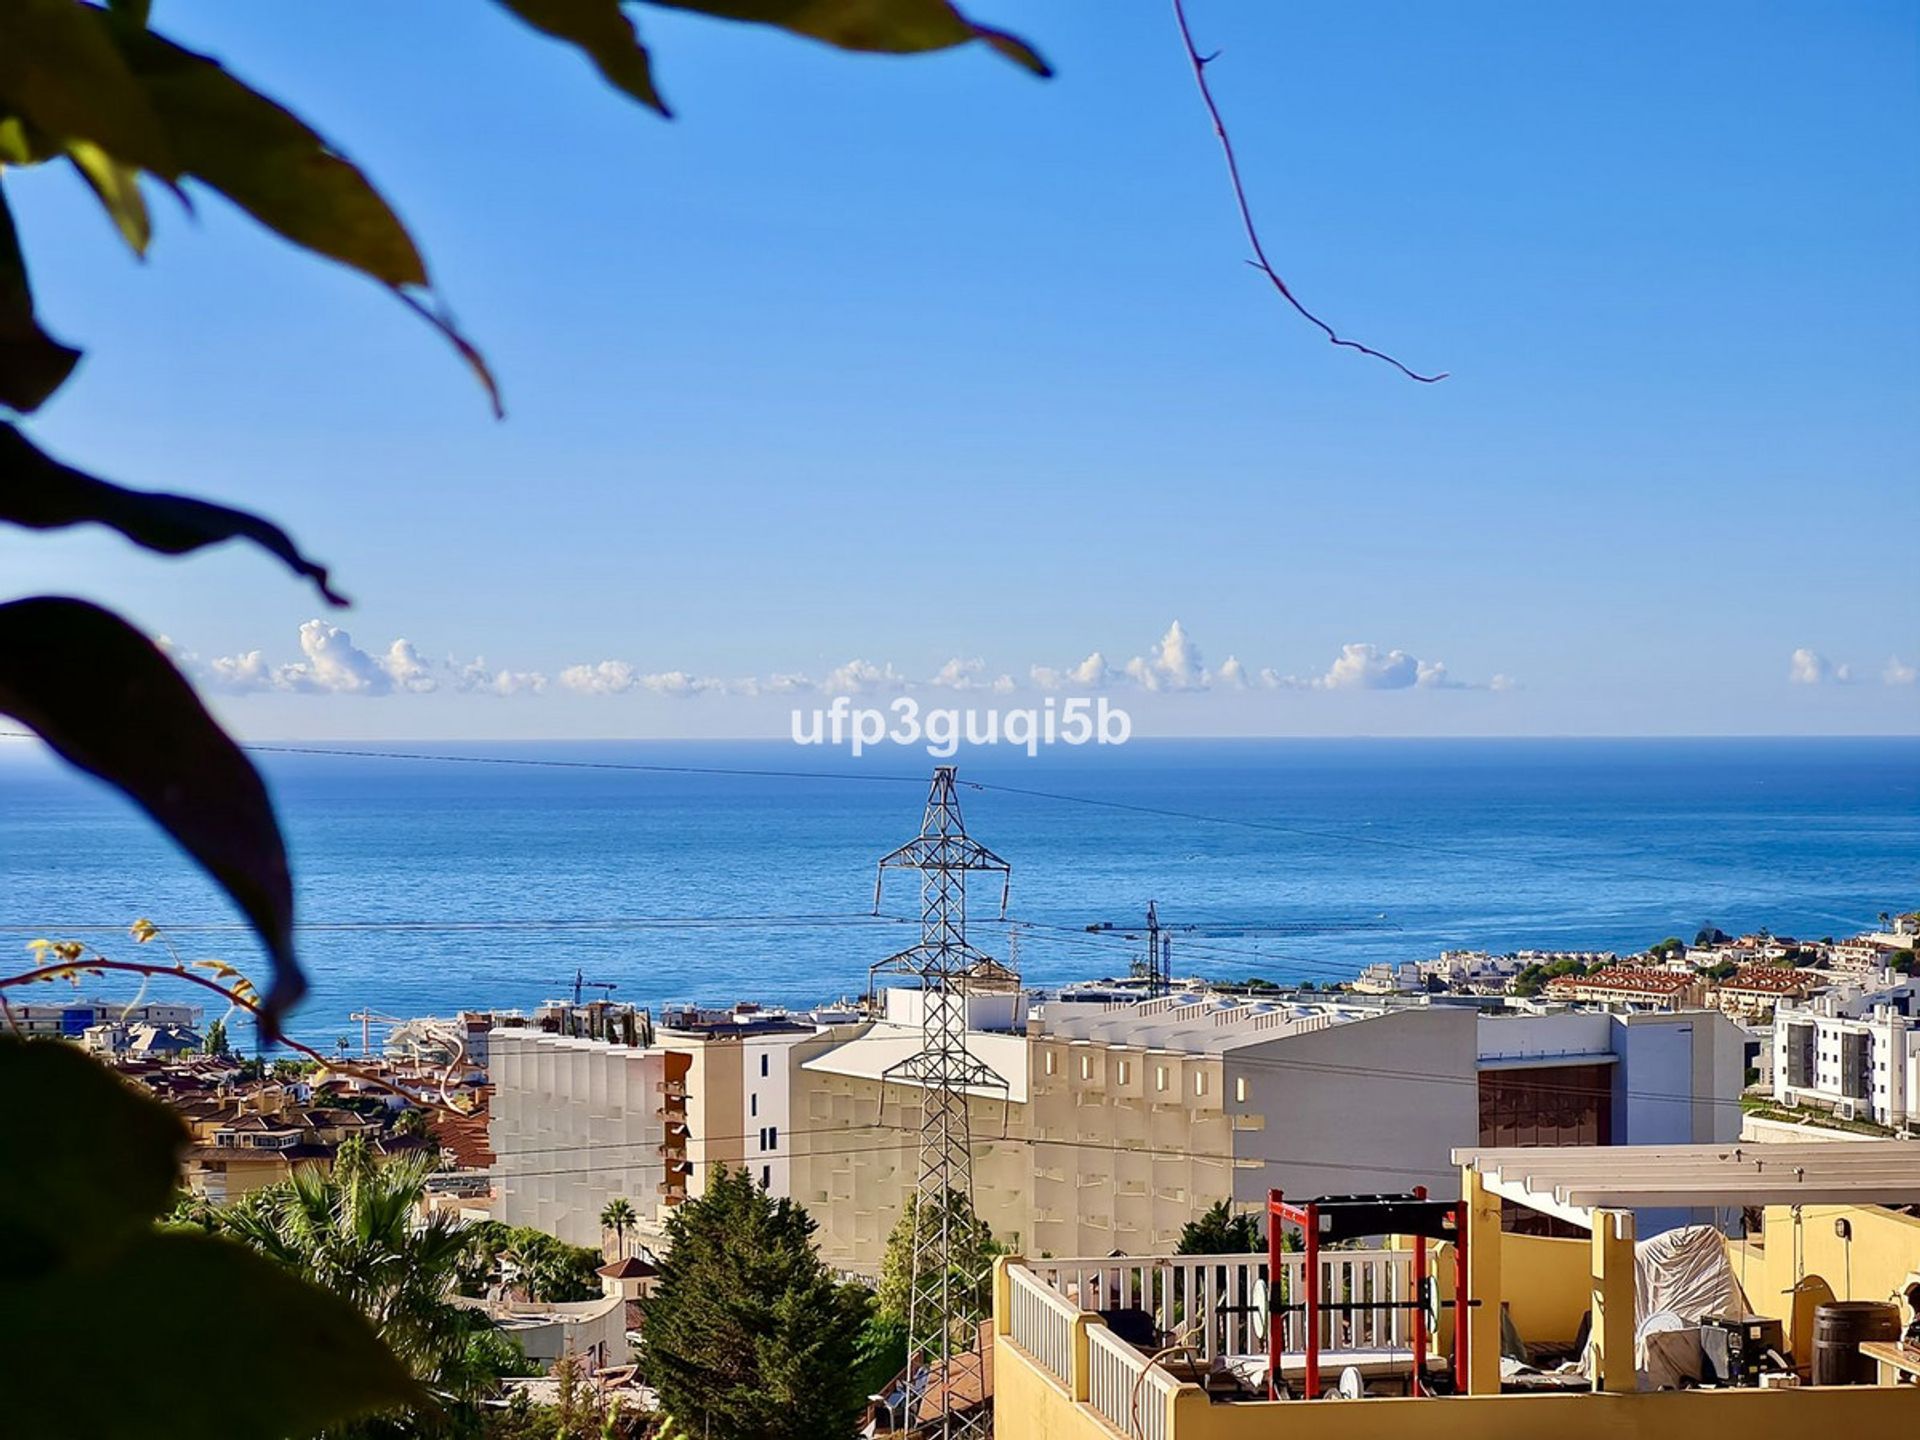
[[1337, 1367, 1365, 1401], [1248, 1277, 1269, 1344]]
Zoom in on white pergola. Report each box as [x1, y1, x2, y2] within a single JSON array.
[[1452, 1140, 1920, 1229]]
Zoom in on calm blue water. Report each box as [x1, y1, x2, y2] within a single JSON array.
[[1, 738, 1915, 1048]]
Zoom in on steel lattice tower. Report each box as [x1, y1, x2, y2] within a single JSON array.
[[872, 766, 1012, 1438]]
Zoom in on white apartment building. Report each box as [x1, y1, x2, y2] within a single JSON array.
[[490, 1029, 677, 1247], [490, 986, 1745, 1267], [10, 996, 200, 1038], [792, 988, 1744, 1269], [1773, 975, 1920, 1128], [490, 1005, 831, 1249], [1351, 961, 1424, 994]]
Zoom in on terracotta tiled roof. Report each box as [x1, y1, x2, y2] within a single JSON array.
[[1717, 966, 1812, 995], [1546, 968, 1696, 994]]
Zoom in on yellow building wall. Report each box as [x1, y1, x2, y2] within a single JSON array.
[[1426, 1231, 1592, 1353], [1160, 1386, 1920, 1440], [1733, 1203, 1920, 1307], [999, 1326, 1920, 1440], [1730, 1203, 1920, 1365]]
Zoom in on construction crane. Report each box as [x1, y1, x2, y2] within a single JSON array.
[[570, 968, 617, 1006], [346, 1008, 404, 1059], [1081, 904, 1395, 996]]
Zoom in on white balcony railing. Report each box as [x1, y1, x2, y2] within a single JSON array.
[[1087, 1320, 1176, 1440], [1029, 1249, 1415, 1364], [1007, 1261, 1080, 1388]]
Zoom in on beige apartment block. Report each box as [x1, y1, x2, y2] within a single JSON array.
[[491, 1029, 676, 1246]]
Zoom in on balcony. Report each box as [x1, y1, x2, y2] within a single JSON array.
[[994, 1145, 1920, 1440]]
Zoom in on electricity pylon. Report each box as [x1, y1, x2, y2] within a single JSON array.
[[872, 766, 1012, 1437]]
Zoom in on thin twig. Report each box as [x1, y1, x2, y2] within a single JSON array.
[[1, 952, 463, 1117], [1170, 0, 1447, 383]]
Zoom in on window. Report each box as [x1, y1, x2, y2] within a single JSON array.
[[750, 1094, 758, 1116], [1116, 1060, 1131, 1085], [759, 1126, 769, 1150], [1234, 1076, 1247, 1103], [1043, 1051, 1057, 1076], [761, 1165, 771, 1187], [1194, 1071, 1208, 1097], [760, 1054, 770, 1077], [1079, 1054, 1092, 1080], [1155, 1066, 1168, 1093], [768, 1125, 778, 1150]]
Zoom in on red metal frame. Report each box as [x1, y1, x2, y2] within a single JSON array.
[[1264, 1188, 1471, 1400]]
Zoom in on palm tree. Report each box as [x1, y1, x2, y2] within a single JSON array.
[[599, 1196, 637, 1261], [216, 1138, 490, 1414]]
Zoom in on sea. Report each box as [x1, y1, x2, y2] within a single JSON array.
[[1, 737, 1915, 1050]]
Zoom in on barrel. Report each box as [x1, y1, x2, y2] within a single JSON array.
[[1812, 1301, 1899, 1386]]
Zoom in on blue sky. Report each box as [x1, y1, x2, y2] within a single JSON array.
[[5, 0, 1916, 738]]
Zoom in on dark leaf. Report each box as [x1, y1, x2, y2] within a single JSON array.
[[0, 0, 174, 173], [0, 181, 81, 412], [0, 423, 346, 604], [0, 1038, 184, 1275], [102, 23, 427, 287], [492, 0, 669, 115], [650, 0, 1051, 76], [0, 597, 303, 1031], [0, 1230, 419, 1439], [98, 22, 499, 410]]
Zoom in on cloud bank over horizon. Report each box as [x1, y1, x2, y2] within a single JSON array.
[[170, 618, 1520, 704], [160, 620, 1914, 712]]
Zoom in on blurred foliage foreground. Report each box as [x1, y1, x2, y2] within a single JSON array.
[[0, 1, 1045, 1435]]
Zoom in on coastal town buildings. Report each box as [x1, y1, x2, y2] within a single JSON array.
[[1706, 965, 1819, 1023], [1541, 967, 1705, 1009], [8, 995, 200, 1038], [1773, 974, 1919, 1128]]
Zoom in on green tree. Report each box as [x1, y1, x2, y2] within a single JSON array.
[[875, 1186, 1003, 1356], [600, 1196, 637, 1260], [642, 1165, 869, 1440], [213, 1139, 491, 1420], [1176, 1199, 1263, 1255], [201, 1016, 228, 1057]]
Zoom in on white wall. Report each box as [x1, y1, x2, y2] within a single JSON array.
[[489, 1031, 666, 1247], [1229, 1007, 1481, 1206]]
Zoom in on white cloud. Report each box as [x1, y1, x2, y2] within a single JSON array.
[[1317, 642, 1421, 690], [1216, 655, 1249, 690], [821, 659, 907, 696], [275, 621, 394, 695], [1789, 648, 1852, 685], [1489, 673, 1519, 693], [1031, 651, 1112, 692], [1125, 620, 1207, 692], [1883, 656, 1917, 687], [207, 649, 273, 693], [381, 639, 438, 694], [925, 657, 1016, 693], [452, 657, 547, 696], [560, 660, 636, 695]]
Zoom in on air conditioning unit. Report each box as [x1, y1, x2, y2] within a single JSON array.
[[1836, 1101, 1857, 1122]]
